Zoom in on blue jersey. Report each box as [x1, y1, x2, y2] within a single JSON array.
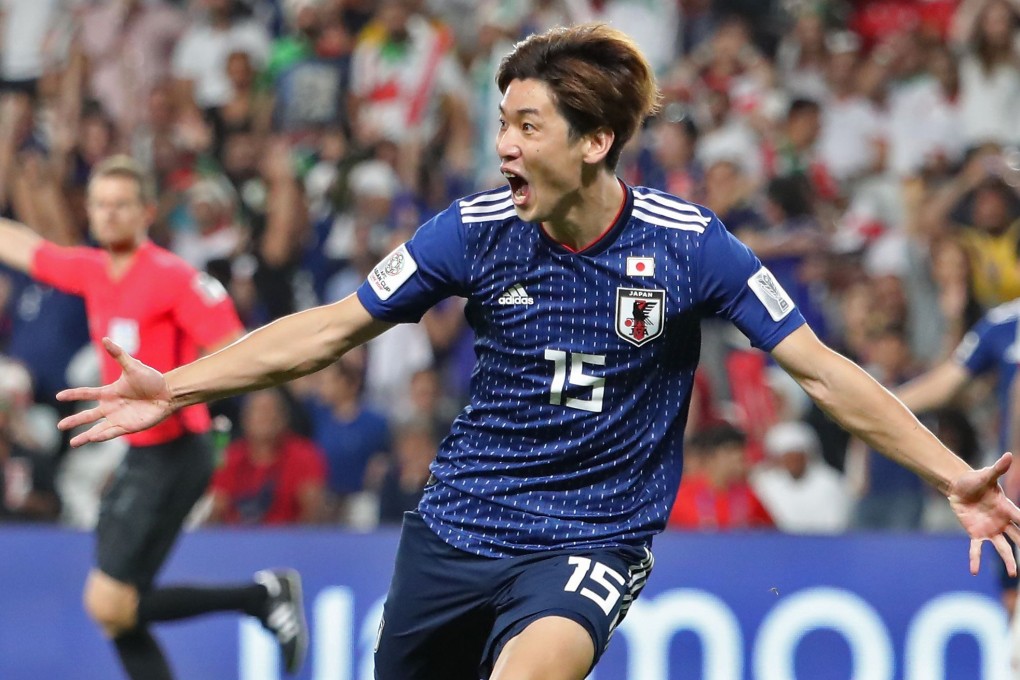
[[954, 299, 1020, 450], [357, 184, 805, 557]]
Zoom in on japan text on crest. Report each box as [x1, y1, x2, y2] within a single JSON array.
[[615, 287, 665, 347]]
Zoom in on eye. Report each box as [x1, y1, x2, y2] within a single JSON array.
[[522, 122, 535, 132], [498, 118, 507, 130]]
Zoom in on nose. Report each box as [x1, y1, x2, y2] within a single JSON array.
[[496, 128, 520, 162]]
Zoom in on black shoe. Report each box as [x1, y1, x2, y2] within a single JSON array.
[[255, 569, 308, 675]]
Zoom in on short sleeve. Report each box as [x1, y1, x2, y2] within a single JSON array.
[[953, 322, 993, 375], [696, 216, 805, 350], [171, 269, 244, 348], [30, 242, 105, 297], [356, 203, 469, 323]]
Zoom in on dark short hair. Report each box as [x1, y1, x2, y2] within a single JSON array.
[[787, 98, 821, 120], [689, 423, 747, 452], [496, 23, 661, 169]]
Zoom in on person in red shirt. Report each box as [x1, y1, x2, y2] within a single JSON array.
[[0, 155, 307, 678], [208, 388, 327, 525], [669, 424, 774, 530]]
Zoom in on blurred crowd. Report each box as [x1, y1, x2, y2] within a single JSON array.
[[1, 0, 1019, 546]]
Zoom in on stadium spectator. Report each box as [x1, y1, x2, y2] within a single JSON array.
[[0, 265, 88, 411], [375, 416, 438, 525], [775, 6, 830, 101], [882, 29, 950, 178], [0, 155, 306, 678], [0, 357, 60, 522], [849, 326, 927, 530], [399, 365, 459, 434], [170, 174, 245, 272], [899, 174, 985, 365], [925, 148, 1020, 309], [207, 388, 327, 525], [580, 0, 681, 76], [950, 0, 1020, 149], [761, 97, 836, 202], [669, 424, 775, 530], [348, 0, 472, 191], [206, 49, 272, 145], [751, 420, 850, 533], [816, 30, 886, 188], [304, 352, 391, 522], [0, 0, 72, 210], [692, 86, 764, 184], [264, 0, 353, 136], [77, 0, 188, 137], [171, 0, 272, 112], [626, 103, 703, 201]]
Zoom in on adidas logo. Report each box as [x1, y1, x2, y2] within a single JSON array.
[[498, 283, 534, 305]]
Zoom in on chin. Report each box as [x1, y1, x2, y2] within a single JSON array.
[[515, 203, 546, 224]]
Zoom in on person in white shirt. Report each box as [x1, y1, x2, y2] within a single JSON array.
[[751, 420, 851, 533]]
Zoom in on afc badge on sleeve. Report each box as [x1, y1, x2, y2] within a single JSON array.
[[747, 267, 794, 321], [616, 287, 665, 347], [368, 244, 418, 301]]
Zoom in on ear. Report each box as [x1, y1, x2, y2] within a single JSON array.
[[582, 127, 615, 165], [144, 202, 158, 226]]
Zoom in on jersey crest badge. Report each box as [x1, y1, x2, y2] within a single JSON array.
[[615, 287, 665, 347]]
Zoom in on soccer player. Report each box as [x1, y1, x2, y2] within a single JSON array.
[[57, 26, 1020, 680], [896, 300, 1020, 658], [0, 155, 307, 679], [899, 300, 1020, 451]]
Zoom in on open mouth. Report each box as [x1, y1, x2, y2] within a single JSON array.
[[503, 171, 530, 205]]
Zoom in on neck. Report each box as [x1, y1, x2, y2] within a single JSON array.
[[333, 398, 359, 420], [542, 171, 623, 251], [249, 438, 279, 463], [211, 11, 230, 29], [106, 240, 141, 273]]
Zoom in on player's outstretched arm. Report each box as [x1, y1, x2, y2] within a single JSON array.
[[771, 325, 1020, 575], [58, 294, 393, 446]]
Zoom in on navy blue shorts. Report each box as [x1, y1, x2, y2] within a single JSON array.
[[374, 512, 654, 680]]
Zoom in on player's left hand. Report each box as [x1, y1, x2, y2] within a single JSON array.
[[948, 452, 1020, 576], [56, 337, 175, 447]]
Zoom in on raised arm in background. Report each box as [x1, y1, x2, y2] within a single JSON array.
[[0, 217, 46, 273]]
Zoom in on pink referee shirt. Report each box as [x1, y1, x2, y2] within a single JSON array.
[[32, 240, 243, 446]]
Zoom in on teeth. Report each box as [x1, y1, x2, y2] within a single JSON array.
[[502, 171, 517, 179]]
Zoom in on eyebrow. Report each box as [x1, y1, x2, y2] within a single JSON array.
[[499, 105, 542, 118]]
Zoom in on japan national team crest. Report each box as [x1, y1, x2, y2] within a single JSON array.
[[615, 287, 666, 347]]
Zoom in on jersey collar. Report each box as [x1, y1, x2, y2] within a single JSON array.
[[537, 180, 633, 257]]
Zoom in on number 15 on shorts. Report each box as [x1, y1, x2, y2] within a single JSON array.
[[563, 556, 625, 616]]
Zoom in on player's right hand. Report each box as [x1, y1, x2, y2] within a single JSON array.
[[56, 337, 175, 447]]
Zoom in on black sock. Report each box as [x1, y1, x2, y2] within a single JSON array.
[[113, 626, 173, 680], [137, 583, 268, 624]]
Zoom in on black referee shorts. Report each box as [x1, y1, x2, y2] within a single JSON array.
[[96, 433, 215, 590]]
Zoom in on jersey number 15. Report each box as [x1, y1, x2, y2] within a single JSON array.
[[543, 349, 606, 413]]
